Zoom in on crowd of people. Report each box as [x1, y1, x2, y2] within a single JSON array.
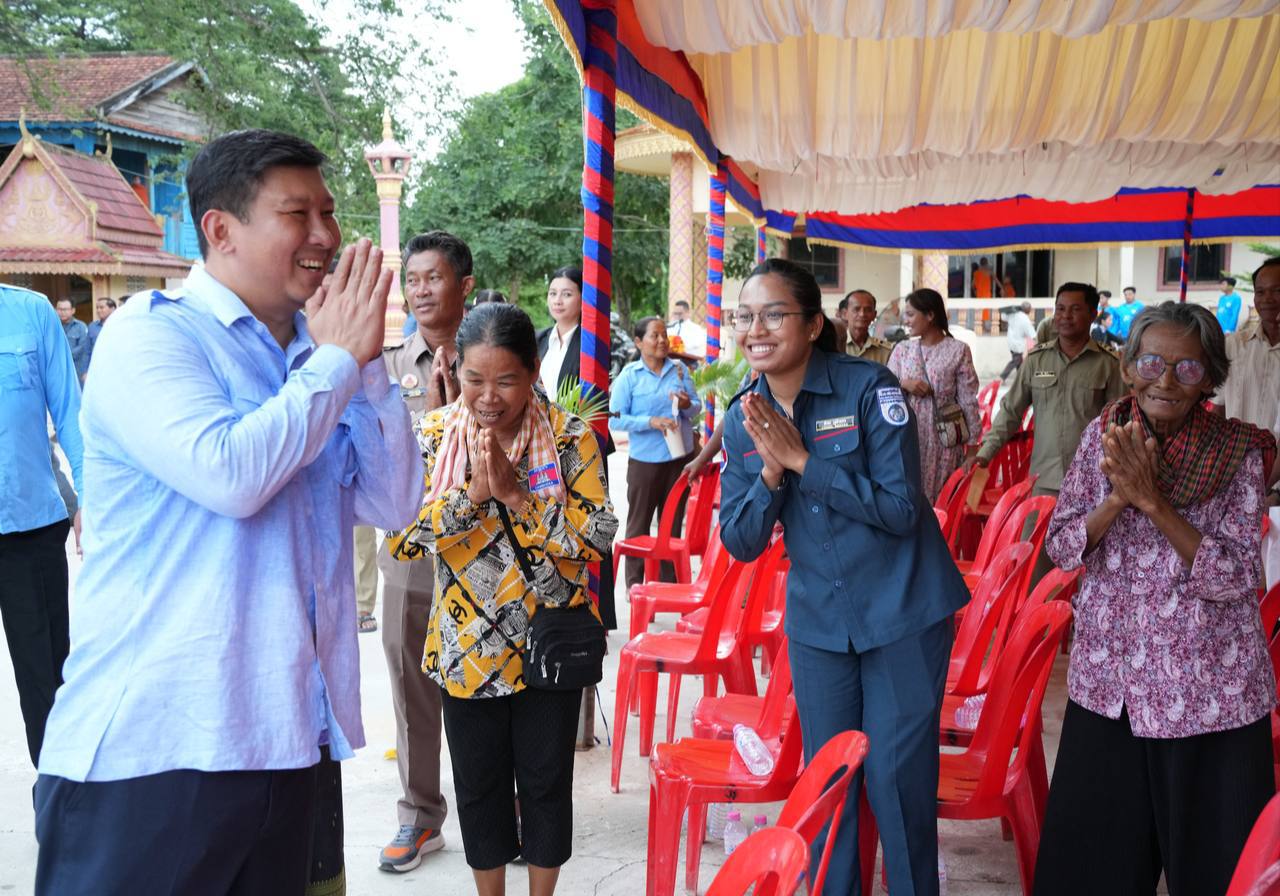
[[2, 123, 1279, 896]]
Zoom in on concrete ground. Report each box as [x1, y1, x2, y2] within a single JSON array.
[[0, 391, 1067, 895]]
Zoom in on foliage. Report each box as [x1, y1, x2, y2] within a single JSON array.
[[723, 226, 780, 280], [406, 0, 670, 327], [687, 355, 751, 426], [553, 377, 610, 427], [1227, 243, 1280, 292], [1, 0, 452, 234]]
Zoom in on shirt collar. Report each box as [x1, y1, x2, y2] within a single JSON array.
[[186, 266, 314, 357], [548, 324, 577, 350]]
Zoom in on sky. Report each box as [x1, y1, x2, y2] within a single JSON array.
[[300, 0, 530, 162]]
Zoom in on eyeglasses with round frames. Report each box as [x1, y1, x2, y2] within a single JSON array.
[[1133, 353, 1206, 386], [731, 309, 807, 332]]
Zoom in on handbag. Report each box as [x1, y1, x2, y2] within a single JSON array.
[[918, 342, 970, 449], [496, 503, 606, 691]]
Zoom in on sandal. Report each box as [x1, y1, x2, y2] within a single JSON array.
[[358, 613, 378, 634]]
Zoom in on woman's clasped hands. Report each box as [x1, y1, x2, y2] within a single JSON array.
[[467, 430, 529, 511], [741, 393, 809, 489], [1100, 421, 1163, 515]]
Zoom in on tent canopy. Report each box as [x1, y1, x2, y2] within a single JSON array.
[[547, 0, 1280, 250]]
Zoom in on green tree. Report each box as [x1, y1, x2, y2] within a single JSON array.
[[1228, 243, 1280, 291], [406, 0, 669, 326], [2, 0, 453, 233]]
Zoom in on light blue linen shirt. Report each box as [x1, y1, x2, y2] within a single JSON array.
[[38, 267, 423, 782], [609, 357, 700, 462], [0, 285, 83, 534]]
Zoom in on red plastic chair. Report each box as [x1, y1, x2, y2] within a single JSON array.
[[615, 470, 696, 585], [999, 495, 1057, 607], [934, 465, 970, 514], [946, 542, 1036, 698], [646, 696, 805, 896], [611, 556, 757, 792], [685, 464, 721, 560], [692, 638, 793, 741], [704, 827, 810, 896], [628, 525, 731, 640], [678, 538, 789, 693], [936, 602, 1073, 894], [933, 507, 948, 532], [1226, 790, 1280, 896], [954, 479, 1034, 579], [771, 730, 871, 896]]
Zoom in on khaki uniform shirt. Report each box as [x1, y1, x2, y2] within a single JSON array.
[[382, 329, 453, 420], [1217, 321, 1280, 441], [845, 335, 892, 366], [977, 338, 1125, 491]]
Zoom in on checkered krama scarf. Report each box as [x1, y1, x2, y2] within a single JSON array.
[[1100, 395, 1277, 507], [425, 390, 565, 503]]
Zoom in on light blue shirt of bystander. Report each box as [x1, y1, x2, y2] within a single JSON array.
[[609, 357, 700, 463], [38, 266, 424, 782], [0, 285, 84, 533]]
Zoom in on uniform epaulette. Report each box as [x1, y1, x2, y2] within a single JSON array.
[[1028, 340, 1056, 353]]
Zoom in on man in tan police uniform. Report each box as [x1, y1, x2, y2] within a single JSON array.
[[376, 230, 474, 873], [972, 282, 1125, 575], [839, 288, 892, 365]]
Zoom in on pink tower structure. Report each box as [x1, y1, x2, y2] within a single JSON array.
[[364, 108, 412, 345]]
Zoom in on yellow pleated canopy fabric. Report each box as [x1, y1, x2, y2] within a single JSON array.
[[630, 0, 1280, 213]]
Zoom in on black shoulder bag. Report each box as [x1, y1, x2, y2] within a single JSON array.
[[496, 502, 606, 691]]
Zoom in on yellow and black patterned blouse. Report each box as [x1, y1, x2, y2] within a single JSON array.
[[388, 399, 617, 699]]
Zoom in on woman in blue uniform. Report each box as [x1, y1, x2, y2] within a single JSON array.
[[720, 259, 969, 896]]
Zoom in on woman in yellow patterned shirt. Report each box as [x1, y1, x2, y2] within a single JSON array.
[[389, 302, 617, 895]]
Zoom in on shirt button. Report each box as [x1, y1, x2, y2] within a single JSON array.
[[834, 579, 844, 589], [833, 444, 842, 452], [811, 505, 820, 513], [823, 542, 831, 551]]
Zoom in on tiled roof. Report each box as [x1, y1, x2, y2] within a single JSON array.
[[0, 54, 177, 121], [41, 141, 162, 237], [0, 247, 116, 264]]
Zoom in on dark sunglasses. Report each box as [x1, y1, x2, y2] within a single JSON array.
[[1133, 353, 1206, 386]]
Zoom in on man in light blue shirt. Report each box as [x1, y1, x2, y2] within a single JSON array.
[[1217, 276, 1244, 334], [34, 130, 423, 895], [0, 284, 83, 769], [1107, 286, 1144, 341]]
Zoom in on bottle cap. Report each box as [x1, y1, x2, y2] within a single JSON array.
[[754, 815, 768, 825], [727, 811, 741, 821]]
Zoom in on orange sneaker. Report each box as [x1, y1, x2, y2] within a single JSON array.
[[378, 825, 444, 873]]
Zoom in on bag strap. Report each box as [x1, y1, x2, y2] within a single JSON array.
[[495, 502, 537, 583], [917, 340, 941, 414]]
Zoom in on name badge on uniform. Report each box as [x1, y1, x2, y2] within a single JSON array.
[[1032, 370, 1058, 387], [815, 415, 857, 432], [528, 462, 561, 493], [877, 387, 909, 426]]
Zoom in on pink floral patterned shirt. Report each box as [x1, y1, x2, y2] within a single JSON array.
[[1046, 419, 1276, 738]]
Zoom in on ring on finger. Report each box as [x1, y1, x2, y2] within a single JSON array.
[[762, 421, 771, 430]]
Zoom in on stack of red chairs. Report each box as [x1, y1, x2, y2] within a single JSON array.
[[976, 379, 1001, 437], [627, 524, 731, 641], [1226, 790, 1280, 896]]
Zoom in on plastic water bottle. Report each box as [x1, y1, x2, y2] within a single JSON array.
[[706, 803, 729, 841], [722, 811, 748, 857], [953, 693, 986, 731], [732, 724, 775, 775], [938, 849, 949, 895], [751, 814, 768, 836]]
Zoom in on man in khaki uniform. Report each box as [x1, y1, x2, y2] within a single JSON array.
[[839, 288, 893, 365], [972, 282, 1125, 574], [377, 231, 473, 873]]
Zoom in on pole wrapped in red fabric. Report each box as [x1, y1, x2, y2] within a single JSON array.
[[579, 0, 616, 440], [704, 159, 727, 435], [1179, 188, 1195, 303]]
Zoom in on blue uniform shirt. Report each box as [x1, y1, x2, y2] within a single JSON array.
[[609, 357, 701, 462], [1217, 292, 1243, 334], [720, 350, 968, 653], [1108, 300, 1143, 340], [0, 285, 84, 534], [38, 267, 423, 782]]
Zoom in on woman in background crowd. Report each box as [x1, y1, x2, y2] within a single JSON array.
[[888, 288, 981, 501]]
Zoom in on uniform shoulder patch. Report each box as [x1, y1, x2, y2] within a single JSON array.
[[876, 386, 909, 426]]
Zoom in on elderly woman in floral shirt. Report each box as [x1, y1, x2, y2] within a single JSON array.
[[1033, 302, 1277, 896]]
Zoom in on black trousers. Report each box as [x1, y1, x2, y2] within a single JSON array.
[[36, 759, 319, 895], [0, 518, 70, 766], [622, 455, 690, 590], [1000, 350, 1024, 379], [441, 687, 583, 870], [1033, 700, 1274, 896], [307, 747, 344, 895]]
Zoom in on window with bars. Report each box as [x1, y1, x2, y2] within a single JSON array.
[[1160, 245, 1230, 288], [784, 237, 841, 288]]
